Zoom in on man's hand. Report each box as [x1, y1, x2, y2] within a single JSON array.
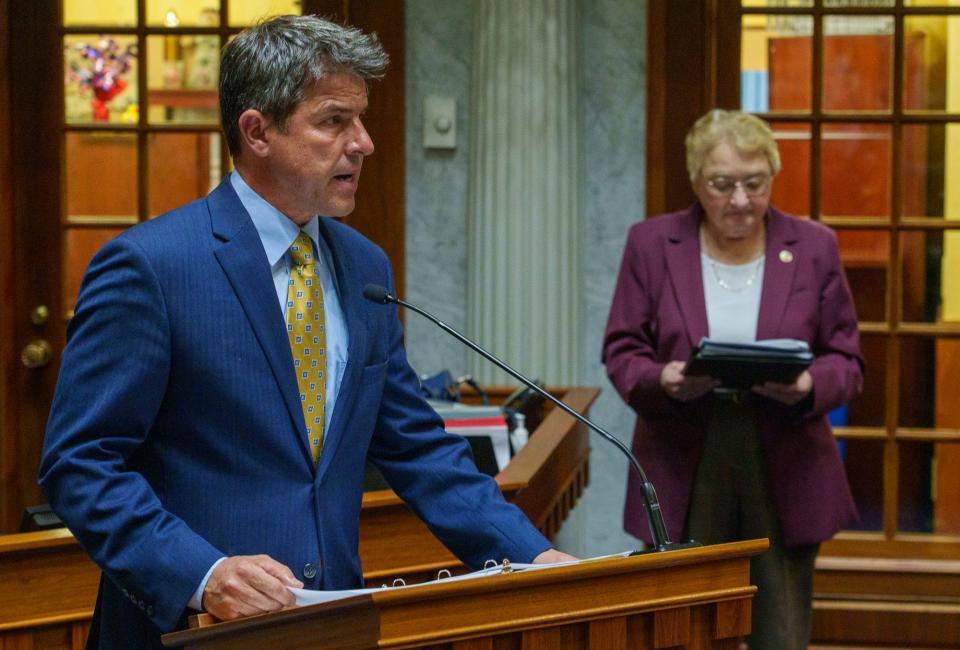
[[752, 369, 813, 405], [660, 361, 721, 401], [202, 554, 304, 621], [532, 549, 578, 564]]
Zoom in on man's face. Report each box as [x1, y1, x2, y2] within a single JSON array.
[[263, 73, 374, 223]]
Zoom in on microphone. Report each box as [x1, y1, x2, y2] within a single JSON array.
[[363, 283, 699, 553]]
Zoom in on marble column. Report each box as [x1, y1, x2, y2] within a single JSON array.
[[467, 0, 581, 385]]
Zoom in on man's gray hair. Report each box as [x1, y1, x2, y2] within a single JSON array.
[[219, 14, 389, 156]]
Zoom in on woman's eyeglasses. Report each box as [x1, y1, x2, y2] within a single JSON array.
[[704, 174, 770, 197]]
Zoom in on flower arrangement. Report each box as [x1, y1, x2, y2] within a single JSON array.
[[65, 37, 138, 122]]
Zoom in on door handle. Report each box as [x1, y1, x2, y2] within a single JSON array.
[[21, 339, 53, 368], [30, 304, 49, 326]]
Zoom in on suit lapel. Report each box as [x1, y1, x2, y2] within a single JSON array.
[[757, 209, 800, 340], [664, 207, 709, 348], [207, 182, 310, 460], [314, 219, 368, 480]]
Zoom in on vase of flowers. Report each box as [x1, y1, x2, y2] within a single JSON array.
[[65, 37, 137, 122]]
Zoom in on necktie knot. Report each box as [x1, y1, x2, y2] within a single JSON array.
[[289, 232, 314, 269]]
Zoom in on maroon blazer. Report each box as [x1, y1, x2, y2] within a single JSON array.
[[603, 204, 862, 548]]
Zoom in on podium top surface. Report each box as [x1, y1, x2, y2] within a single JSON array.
[[162, 539, 768, 649]]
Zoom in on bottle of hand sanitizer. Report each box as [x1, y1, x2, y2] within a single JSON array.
[[510, 413, 529, 453]]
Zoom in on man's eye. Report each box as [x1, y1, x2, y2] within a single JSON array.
[[744, 179, 764, 191]]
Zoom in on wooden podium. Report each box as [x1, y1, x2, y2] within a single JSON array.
[[0, 386, 595, 647], [162, 539, 767, 650]]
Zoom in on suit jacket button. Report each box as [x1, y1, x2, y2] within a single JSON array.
[[303, 562, 318, 579]]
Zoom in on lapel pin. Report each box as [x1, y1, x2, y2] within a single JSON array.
[[779, 250, 794, 263]]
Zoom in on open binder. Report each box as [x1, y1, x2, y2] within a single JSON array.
[[684, 337, 813, 389]]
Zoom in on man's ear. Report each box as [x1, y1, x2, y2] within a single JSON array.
[[236, 109, 272, 158]]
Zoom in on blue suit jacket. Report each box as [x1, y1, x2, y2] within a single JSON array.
[[39, 180, 550, 646]]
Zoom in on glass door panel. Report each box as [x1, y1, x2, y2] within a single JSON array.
[[229, 0, 303, 26], [64, 132, 138, 222], [934, 336, 960, 534], [770, 122, 811, 217], [847, 332, 887, 428], [825, 0, 894, 7], [742, 0, 813, 7], [148, 133, 221, 217], [822, 15, 894, 113], [145, 34, 220, 125], [64, 34, 139, 125], [898, 229, 943, 324], [63, 226, 126, 315], [904, 15, 960, 113], [146, 1, 221, 26], [898, 336, 938, 429], [842, 438, 885, 531], [63, 0, 136, 27], [743, 14, 813, 113], [899, 440, 934, 533], [821, 123, 892, 219], [839, 229, 890, 321]]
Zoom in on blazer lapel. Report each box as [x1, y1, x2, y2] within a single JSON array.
[[757, 209, 800, 340], [314, 219, 369, 480], [207, 182, 309, 459], [664, 206, 710, 348]]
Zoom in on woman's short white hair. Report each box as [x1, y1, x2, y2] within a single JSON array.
[[685, 109, 781, 182]]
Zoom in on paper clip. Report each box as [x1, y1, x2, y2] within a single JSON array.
[[392, 577, 406, 587], [483, 559, 498, 570], [436, 569, 452, 580]]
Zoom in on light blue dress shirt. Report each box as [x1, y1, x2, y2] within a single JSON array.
[[188, 171, 350, 610], [230, 170, 349, 423]]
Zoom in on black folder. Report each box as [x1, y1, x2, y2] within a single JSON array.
[[684, 338, 813, 389]]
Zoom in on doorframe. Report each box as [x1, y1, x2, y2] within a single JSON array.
[[0, 0, 14, 532], [2, 0, 63, 532]]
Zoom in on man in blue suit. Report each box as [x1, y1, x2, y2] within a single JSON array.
[[39, 15, 572, 648]]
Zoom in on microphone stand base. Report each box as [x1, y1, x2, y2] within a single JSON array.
[[628, 540, 702, 555]]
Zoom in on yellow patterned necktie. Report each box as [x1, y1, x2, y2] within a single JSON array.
[[286, 231, 326, 463]]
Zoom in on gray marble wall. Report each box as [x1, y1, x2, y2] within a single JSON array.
[[404, 1, 474, 378], [404, 0, 646, 557]]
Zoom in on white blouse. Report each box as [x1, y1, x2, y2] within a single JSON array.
[[701, 252, 765, 342]]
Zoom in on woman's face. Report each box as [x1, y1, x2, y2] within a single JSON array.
[[693, 141, 772, 244]]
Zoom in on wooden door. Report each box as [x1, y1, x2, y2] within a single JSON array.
[[0, 0, 405, 534], [2, 0, 63, 534]]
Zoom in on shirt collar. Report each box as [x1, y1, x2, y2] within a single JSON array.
[[230, 171, 320, 265]]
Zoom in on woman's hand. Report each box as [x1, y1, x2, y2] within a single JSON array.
[[660, 361, 720, 401], [752, 370, 813, 405]]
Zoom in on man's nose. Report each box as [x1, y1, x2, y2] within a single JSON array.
[[347, 120, 375, 157]]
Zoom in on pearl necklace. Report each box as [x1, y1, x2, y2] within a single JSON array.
[[708, 256, 764, 293]]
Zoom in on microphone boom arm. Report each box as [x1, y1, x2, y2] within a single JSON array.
[[365, 284, 698, 553]]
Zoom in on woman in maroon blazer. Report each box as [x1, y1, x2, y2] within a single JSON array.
[[603, 109, 863, 649]]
